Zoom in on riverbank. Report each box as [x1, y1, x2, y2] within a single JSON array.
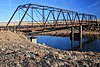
[[38, 29, 100, 38], [0, 31, 100, 67]]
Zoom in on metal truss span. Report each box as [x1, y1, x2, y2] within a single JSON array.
[[6, 3, 98, 31]]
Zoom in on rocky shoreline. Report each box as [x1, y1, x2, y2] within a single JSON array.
[[0, 31, 100, 67]]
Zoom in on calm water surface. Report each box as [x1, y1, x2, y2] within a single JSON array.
[[36, 36, 100, 52]]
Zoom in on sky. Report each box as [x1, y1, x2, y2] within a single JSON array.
[[0, 0, 100, 22]]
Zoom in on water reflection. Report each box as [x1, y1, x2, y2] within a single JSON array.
[[35, 36, 100, 52], [82, 39, 100, 52]]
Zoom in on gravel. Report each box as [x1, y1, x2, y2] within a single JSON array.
[[0, 31, 100, 67]]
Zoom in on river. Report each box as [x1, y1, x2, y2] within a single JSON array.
[[35, 36, 100, 52]]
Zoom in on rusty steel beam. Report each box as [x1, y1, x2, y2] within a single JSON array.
[[6, 3, 97, 31]]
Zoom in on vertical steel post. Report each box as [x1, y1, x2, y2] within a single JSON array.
[[71, 26, 74, 49], [16, 4, 31, 30], [42, 7, 44, 28], [31, 8, 33, 27]]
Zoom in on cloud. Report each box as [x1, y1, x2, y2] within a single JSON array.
[[88, 1, 100, 7]]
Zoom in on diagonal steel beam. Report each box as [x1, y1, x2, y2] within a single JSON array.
[[6, 6, 20, 28], [16, 4, 31, 30]]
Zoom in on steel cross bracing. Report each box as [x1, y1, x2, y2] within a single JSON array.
[[6, 3, 97, 31]]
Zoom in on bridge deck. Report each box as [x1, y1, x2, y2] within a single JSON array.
[[0, 21, 98, 32]]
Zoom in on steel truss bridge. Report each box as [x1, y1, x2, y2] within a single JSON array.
[[6, 3, 98, 31]]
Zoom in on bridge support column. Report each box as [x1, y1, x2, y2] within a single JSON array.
[[13, 26, 17, 33], [79, 25, 82, 50], [71, 26, 74, 50]]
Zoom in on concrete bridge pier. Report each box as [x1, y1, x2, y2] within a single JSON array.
[[70, 24, 83, 50], [13, 26, 17, 33], [79, 25, 82, 50], [71, 26, 74, 50]]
